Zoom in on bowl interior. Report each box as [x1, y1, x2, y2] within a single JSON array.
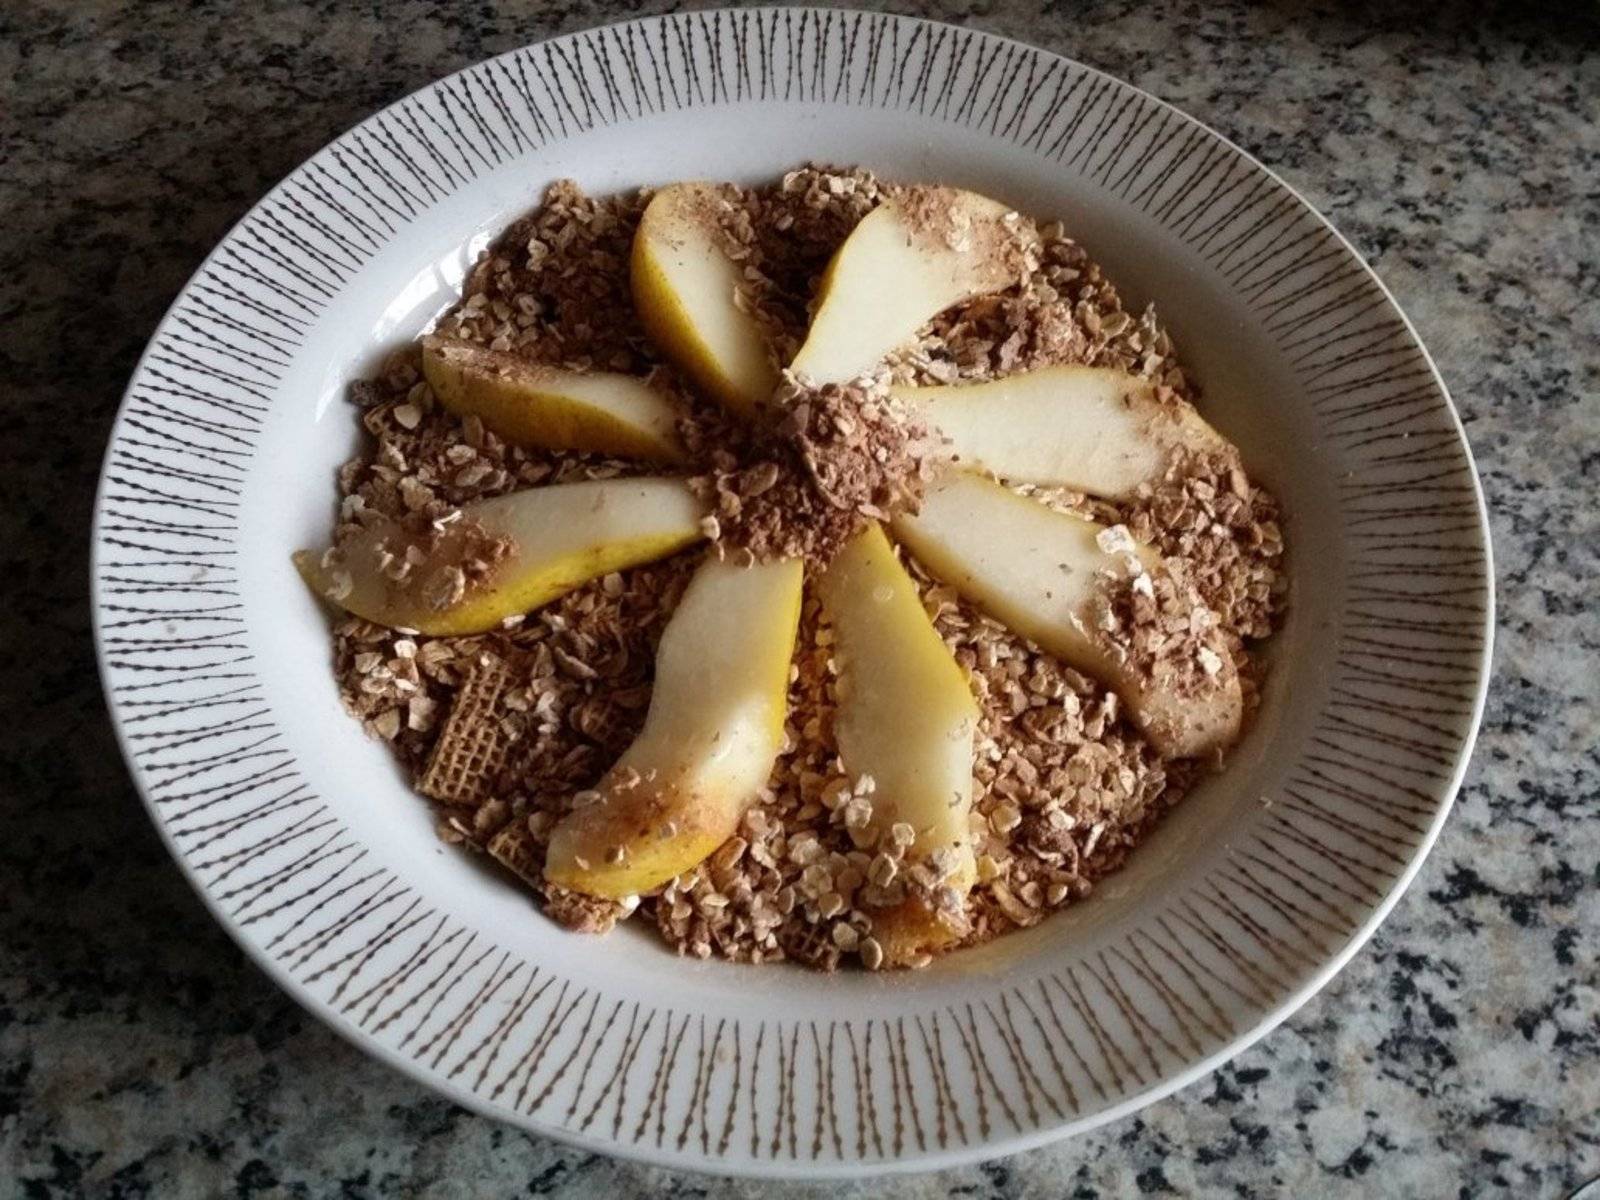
[[252, 105, 1326, 1016]]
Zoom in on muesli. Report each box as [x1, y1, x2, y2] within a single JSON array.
[[296, 167, 1286, 970]]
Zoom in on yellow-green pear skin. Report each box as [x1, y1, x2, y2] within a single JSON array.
[[422, 336, 687, 462], [893, 472, 1242, 758], [631, 183, 778, 417], [294, 478, 707, 635], [544, 554, 804, 897]]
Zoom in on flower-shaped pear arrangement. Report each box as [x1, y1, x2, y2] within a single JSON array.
[[298, 181, 1253, 966]]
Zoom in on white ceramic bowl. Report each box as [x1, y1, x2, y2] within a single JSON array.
[[92, 7, 1492, 1177]]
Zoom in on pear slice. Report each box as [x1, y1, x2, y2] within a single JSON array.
[[819, 526, 979, 964], [892, 473, 1242, 758], [544, 554, 804, 898], [896, 366, 1236, 495], [631, 183, 779, 417], [421, 336, 687, 463], [294, 478, 706, 635], [788, 187, 1035, 385]]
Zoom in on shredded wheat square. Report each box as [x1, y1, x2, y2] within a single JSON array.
[[416, 655, 519, 806]]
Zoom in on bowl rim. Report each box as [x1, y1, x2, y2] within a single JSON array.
[[90, 5, 1494, 1178]]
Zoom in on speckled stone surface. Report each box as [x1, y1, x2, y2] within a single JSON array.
[[2, 1, 1596, 1196]]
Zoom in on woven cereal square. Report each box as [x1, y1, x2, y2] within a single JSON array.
[[416, 654, 517, 807]]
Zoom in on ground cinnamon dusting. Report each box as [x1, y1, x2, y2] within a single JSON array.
[[684, 369, 933, 566], [894, 183, 1036, 273], [706, 168, 888, 367], [317, 166, 1288, 968], [316, 510, 514, 615]]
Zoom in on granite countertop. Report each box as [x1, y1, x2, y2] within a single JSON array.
[[2, 0, 1596, 1195]]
